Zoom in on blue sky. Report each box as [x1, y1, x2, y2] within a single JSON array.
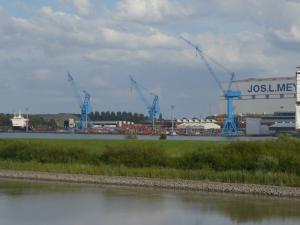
[[0, 0, 299, 118]]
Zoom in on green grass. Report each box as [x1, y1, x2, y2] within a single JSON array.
[[0, 161, 298, 187], [1, 138, 222, 156], [0, 136, 299, 187]]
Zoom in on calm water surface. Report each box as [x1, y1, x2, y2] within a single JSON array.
[[0, 132, 276, 141], [0, 179, 299, 225]]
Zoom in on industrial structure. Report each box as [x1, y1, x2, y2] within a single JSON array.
[[296, 67, 300, 131], [175, 119, 221, 135], [67, 73, 92, 129], [234, 68, 300, 135], [220, 76, 296, 114], [245, 112, 295, 136], [181, 36, 241, 135], [129, 75, 160, 129]]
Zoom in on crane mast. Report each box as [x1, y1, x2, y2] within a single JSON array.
[[181, 36, 241, 135], [129, 75, 160, 129]]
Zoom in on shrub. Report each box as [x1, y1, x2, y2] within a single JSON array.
[[100, 143, 167, 167], [0, 140, 93, 164], [159, 133, 167, 140], [256, 155, 279, 171], [175, 146, 219, 170], [124, 131, 138, 140]]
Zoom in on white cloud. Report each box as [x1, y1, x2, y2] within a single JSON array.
[[73, 0, 90, 16], [116, 0, 193, 24], [60, 0, 91, 16], [0, 1, 300, 115], [271, 25, 300, 44]]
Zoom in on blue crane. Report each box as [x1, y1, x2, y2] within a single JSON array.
[[180, 36, 241, 135], [67, 73, 93, 130], [129, 75, 160, 129]]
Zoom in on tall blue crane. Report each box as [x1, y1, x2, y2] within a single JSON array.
[[180, 36, 241, 135], [67, 73, 93, 130], [129, 75, 160, 129]]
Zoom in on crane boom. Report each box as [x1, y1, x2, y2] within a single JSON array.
[[129, 75, 151, 109], [180, 36, 225, 94], [68, 73, 83, 109]]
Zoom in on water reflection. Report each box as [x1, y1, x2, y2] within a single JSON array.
[[178, 193, 300, 223], [0, 179, 299, 225]]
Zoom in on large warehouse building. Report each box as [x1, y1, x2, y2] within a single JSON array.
[[220, 76, 296, 114]]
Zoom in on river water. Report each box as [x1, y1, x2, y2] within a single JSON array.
[[0, 179, 299, 225], [0, 132, 276, 141]]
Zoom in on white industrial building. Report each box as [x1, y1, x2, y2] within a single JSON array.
[[176, 119, 221, 130], [91, 121, 134, 129]]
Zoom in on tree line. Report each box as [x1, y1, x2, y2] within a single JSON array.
[[89, 111, 147, 123]]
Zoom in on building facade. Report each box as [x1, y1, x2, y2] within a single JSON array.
[[220, 76, 296, 114]]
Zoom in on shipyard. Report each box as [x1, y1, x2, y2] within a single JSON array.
[[3, 71, 300, 137], [0, 1, 300, 225]]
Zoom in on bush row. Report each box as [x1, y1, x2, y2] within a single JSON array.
[[0, 141, 97, 164], [0, 136, 299, 175]]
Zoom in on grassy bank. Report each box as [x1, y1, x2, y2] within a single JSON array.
[[0, 136, 299, 187]]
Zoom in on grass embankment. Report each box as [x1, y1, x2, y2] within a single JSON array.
[[0, 136, 299, 187]]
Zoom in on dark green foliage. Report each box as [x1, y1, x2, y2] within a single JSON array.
[[0, 140, 97, 164], [124, 131, 138, 140], [100, 144, 167, 167], [159, 133, 167, 140], [89, 111, 146, 123], [174, 137, 300, 175], [0, 113, 12, 127], [0, 136, 299, 186], [29, 115, 57, 128], [158, 113, 163, 121]]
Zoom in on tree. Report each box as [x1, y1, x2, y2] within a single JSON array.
[[94, 111, 100, 120], [100, 112, 105, 120], [159, 113, 163, 121], [0, 114, 12, 127], [116, 111, 122, 121], [47, 119, 57, 129]]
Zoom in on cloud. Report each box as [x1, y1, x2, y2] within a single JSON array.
[[116, 0, 193, 25], [189, 0, 300, 27], [60, 0, 91, 16], [73, 0, 90, 16], [0, 1, 300, 116], [270, 26, 300, 44]]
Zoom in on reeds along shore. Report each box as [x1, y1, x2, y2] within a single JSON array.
[[0, 135, 299, 187]]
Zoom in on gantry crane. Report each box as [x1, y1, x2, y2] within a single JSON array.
[[129, 75, 160, 129], [180, 36, 241, 135], [67, 72, 93, 130]]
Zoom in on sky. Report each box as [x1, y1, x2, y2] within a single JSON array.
[[0, 0, 300, 118]]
